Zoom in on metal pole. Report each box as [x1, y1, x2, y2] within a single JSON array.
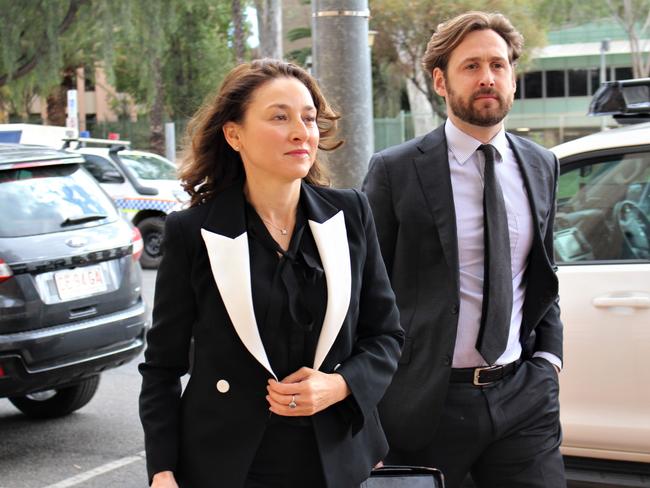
[[600, 39, 610, 131], [165, 122, 176, 162], [599, 39, 609, 86], [312, 0, 373, 189]]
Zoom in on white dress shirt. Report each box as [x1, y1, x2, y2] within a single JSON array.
[[445, 119, 560, 369]]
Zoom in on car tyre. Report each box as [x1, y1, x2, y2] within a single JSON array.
[[9, 375, 100, 419], [138, 217, 165, 269]]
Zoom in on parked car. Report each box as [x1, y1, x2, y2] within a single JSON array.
[[551, 78, 650, 482], [65, 140, 187, 269], [0, 143, 148, 418]]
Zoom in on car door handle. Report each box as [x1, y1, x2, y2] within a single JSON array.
[[592, 294, 650, 309]]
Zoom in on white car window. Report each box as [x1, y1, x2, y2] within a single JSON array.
[[554, 151, 650, 263]]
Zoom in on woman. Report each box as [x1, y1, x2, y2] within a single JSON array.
[[139, 59, 403, 488]]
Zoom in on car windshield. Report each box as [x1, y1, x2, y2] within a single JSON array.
[[0, 164, 116, 237], [119, 152, 177, 180]]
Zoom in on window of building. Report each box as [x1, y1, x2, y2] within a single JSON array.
[[84, 68, 95, 91], [615, 67, 634, 81], [568, 69, 589, 96], [515, 76, 522, 99], [524, 72, 542, 98], [589, 68, 601, 95], [546, 70, 566, 97]]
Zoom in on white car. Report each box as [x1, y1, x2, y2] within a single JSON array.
[[73, 145, 187, 269], [550, 79, 650, 483]]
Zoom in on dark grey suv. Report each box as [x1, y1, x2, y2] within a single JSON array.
[[0, 144, 147, 418]]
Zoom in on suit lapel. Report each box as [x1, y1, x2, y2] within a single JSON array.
[[507, 134, 546, 234], [199, 182, 352, 377], [200, 182, 276, 379], [507, 134, 558, 332], [413, 125, 460, 295], [507, 133, 552, 256], [301, 184, 352, 371]]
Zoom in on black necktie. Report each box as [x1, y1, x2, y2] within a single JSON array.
[[476, 144, 513, 364]]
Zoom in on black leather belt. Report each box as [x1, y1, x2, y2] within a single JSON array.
[[450, 361, 519, 386]]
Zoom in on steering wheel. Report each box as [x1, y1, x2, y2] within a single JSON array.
[[613, 200, 650, 259]]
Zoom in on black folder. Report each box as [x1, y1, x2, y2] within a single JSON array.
[[362, 465, 445, 488]]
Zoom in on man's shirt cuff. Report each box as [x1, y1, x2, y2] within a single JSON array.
[[532, 352, 562, 371]]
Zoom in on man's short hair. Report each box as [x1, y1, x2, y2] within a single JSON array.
[[422, 11, 524, 74]]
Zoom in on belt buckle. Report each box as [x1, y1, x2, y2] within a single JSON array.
[[472, 365, 499, 386]]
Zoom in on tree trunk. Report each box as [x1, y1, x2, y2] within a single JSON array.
[[232, 0, 246, 63], [46, 87, 67, 126], [255, 0, 283, 59], [608, 0, 650, 78], [406, 66, 438, 136], [396, 44, 440, 136], [46, 69, 75, 126], [149, 56, 165, 155]]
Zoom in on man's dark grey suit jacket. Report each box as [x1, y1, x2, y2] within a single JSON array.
[[363, 124, 563, 451]]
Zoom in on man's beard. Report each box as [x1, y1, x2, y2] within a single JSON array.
[[446, 85, 513, 127]]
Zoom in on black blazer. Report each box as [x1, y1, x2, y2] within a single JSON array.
[[363, 125, 563, 451], [139, 181, 403, 487]]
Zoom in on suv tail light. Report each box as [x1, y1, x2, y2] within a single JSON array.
[[0, 258, 13, 283], [132, 227, 144, 262]]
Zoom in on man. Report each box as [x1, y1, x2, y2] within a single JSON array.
[[363, 11, 566, 488]]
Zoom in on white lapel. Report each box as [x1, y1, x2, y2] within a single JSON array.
[[309, 211, 352, 371], [200, 229, 276, 379]]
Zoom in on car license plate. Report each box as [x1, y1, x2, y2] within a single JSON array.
[[54, 265, 108, 301]]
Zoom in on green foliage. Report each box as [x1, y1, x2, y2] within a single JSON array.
[[287, 27, 311, 42], [372, 59, 407, 118], [163, 0, 235, 118], [113, 0, 236, 118], [534, 0, 610, 26], [0, 0, 123, 93], [0, 0, 244, 126], [369, 0, 552, 115], [286, 48, 312, 67]]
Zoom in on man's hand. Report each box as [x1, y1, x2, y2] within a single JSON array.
[[266, 367, 351, 416], [151, 471, 178, 488]]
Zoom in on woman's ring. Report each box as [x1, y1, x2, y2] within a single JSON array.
[[288, 395, 297, 409]]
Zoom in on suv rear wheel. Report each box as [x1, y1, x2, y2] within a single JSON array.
[[138, 217, 165, 269], [9, 375, 100, 419]]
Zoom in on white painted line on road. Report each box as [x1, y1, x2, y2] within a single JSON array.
[[41, 451, 146, 488]]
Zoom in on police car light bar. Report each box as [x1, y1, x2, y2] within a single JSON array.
[[589, 78, 650, 124], [61, 137, 132, 151]]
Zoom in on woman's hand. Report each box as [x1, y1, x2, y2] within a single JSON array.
[[151, 471, 179, 488], [266, 367, 351, 416]]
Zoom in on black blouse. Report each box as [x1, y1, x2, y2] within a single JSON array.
[[245, 200, 328, 382]]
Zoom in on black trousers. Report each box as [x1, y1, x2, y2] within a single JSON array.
[[387, 358, 566, 488], [244, 418, 327, 488]]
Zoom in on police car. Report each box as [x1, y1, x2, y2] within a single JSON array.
[[65, 139, 187, 268], [550, 78, 650, 484]]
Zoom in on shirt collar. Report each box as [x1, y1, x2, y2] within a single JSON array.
[[445, 118, 509, 165]]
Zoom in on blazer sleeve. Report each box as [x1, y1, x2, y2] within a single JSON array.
[[333, 189, 403, 434], [533, 153, 564, 361], [362, 153, 397, 278], [138, 211, 195, 482]]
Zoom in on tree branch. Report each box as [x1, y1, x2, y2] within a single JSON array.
[[0, 0, 89, 87]]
